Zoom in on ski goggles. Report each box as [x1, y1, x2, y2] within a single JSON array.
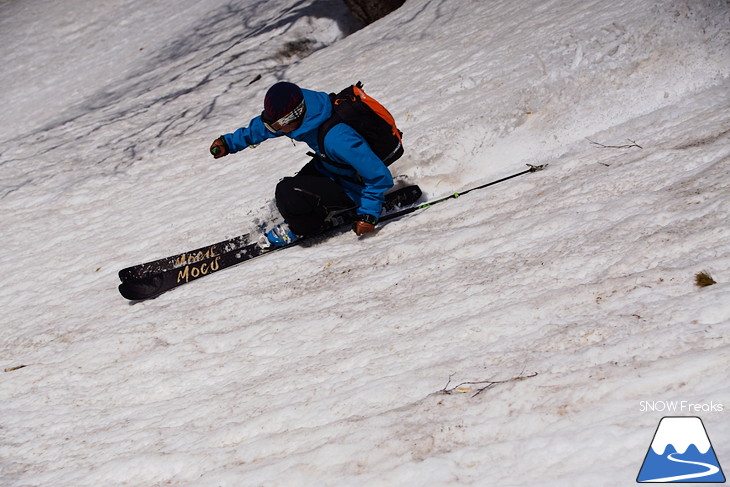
[[262, 99, 306, 132]]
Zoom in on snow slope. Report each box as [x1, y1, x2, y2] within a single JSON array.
[[1, 0, 729, 485]]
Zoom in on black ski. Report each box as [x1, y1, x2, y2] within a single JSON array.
[[118, 240, 281, 301], [118, 233, 253, 282], [118, 185, 422, 300], [119, 184, 421, 283]]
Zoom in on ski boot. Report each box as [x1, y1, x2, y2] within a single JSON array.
[[265, 222, 300, 247]]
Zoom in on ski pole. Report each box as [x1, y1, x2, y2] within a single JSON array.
[[381, 164, 547, 223]]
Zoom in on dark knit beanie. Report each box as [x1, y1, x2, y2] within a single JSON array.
[[264, 82, 304, 120]]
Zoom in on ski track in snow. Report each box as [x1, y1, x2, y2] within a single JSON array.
[[1, 0, 729, 486]]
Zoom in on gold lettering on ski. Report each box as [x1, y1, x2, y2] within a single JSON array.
[[173, 247, 218, 267], [177, 256, 221, 284]]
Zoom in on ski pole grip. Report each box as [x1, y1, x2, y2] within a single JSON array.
[[210, 146, 221, 157]]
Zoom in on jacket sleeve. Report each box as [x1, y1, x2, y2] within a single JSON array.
[[324, 124, 394, 218], [221, 116, 278, 153]]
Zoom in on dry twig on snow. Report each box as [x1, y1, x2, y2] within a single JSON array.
[[587, 137, 643, 149], [440, 371, 538, 398]]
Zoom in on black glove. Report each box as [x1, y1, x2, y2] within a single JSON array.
[[210, 136, 229, 159], [353, 214, 377, 236]]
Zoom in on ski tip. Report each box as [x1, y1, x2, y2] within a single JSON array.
[[118, 275, 164, 301]]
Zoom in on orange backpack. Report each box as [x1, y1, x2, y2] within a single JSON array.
[[317, 82, 404, 166]]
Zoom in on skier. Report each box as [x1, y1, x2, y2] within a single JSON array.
[[210, 81, 398, 246]]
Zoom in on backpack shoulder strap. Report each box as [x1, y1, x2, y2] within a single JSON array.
[[316, 92, 341, 160]]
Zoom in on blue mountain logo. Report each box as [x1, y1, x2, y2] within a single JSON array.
[[637, 416, 725, 483]]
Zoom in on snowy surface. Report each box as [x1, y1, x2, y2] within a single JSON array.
[[1, 0, 729, 485]]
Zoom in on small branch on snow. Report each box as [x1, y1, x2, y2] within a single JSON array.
[[440, 371, 538, 398], [4, 364, 28, 373], [587, 137, 643, 149]]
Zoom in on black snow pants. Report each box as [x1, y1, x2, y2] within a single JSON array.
[[275, 159, 355, 236]]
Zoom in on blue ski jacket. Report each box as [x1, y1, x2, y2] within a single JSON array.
[[222, 89, 394, 219]]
